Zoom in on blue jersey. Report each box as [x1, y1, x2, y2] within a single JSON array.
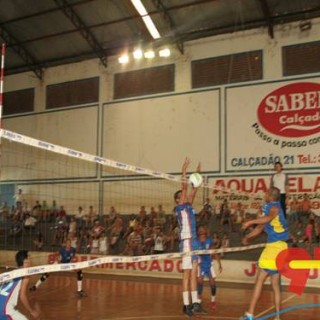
[[0, 278, 21, 316], [198, 237, 213, 269], [263, 201, 288, 243], [175, 203, 197, 240], [60, 246, 76, 263]]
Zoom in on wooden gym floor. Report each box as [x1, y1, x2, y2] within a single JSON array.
[[23, 273, 320, 320]]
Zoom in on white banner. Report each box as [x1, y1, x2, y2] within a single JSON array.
[[208, 175, 320, 214], [226, 80, 320, 172]]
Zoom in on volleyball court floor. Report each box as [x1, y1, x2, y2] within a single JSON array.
[[25, 273, 319, 320]]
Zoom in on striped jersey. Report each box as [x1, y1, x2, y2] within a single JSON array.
[[175, 203, 197, 240], [263, 201, 288, 243]]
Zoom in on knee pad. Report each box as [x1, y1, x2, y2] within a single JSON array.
[[41, 273, 49, 282], [77, 270, 83, 281]]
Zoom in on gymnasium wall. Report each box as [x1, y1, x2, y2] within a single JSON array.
[[2, 18, 320, 214]]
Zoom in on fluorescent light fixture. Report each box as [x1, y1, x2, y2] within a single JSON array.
[[159, 48, 171, 57], [133, 49, 143, 59], [131, 0, 161, 39], [118, 54, 129, 64], [144, 50, 155, 59]]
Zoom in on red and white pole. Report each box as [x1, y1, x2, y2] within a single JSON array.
[[0, 43, 6, 180], [0, 43, 5, 128]]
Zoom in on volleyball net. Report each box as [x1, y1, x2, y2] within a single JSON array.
[[0, 127, 267, 276]]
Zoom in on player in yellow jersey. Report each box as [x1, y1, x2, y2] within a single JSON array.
[[240, 187, 288, 320]]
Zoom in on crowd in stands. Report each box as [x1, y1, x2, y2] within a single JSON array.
[[0, 192, 318, 256]]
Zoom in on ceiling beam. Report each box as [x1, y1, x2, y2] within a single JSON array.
[[53, 0, 107, 67], [152, 0, 184, 54], [258, 0, 274, 38], [0, 25, 43, 79]]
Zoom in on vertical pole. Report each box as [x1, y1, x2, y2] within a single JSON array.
[[0, 43, 6, 180]]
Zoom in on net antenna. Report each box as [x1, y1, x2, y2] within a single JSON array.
[[0, 43, 6, 179]]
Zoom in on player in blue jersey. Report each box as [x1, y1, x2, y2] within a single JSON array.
[[30, 239, 87, 297], [240, 187, 288, 320], [197, 225, 222, 311], [0, 250, 40, 319], [174, 157, 206, 318]]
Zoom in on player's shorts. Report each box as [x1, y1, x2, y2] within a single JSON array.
[[258, 240, 288, 275], [198, 265, 216, 279], [179, 238, 199, 270]]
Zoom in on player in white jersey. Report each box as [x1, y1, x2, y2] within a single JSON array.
[[174, 158, 206, 318], [0, 250, 40, 319]]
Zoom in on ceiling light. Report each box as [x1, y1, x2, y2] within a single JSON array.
[[133, 49, 143, 59], [118, 54, 129, 64], [159, 48, 171, 57], [144, 50, 155, 59], [131, 0, 161, 39]]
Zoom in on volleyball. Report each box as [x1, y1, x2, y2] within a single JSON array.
[[188, 172, 203, 188]]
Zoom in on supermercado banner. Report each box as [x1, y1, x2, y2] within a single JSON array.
[[1, 251, 320, 289], [208, 175, 320, 214], [226, 80, 320, 172]]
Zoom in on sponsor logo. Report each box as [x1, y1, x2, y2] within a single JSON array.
[[257, 82, 320, 137]]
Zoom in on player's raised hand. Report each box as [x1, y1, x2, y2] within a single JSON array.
[[182, 157, 190, 176], [196, 162, 201, 173]]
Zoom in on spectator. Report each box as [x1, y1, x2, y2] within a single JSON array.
[[107, 206, 117, 227], [68, 216, 77, 237], [32, 200, 41, 219], [233, 202, 244, 226], [58, 206, 67, 220], [142, 221, 154, 254], [99, 232, 108, 255], [139, 206, 147, 226], [290, 221, 304, 245], [299, 194, 311, 223], [90, 235, 99, 254], [288, 198, 299, 223], [24, 213, 37, 229], [221, 200, 233, 233], [304, 219, 314, 244], [109, 217, 123, 254], [153, 227, 166, 254], [200, 198, 213, 222], [157, 204, 166, 225], [123, 214, 137, 239], [50, 200, 59, 220], [212, 232, 221, 249], [0, 202, 9, 220], [41, 200, 49, 222], [87, 205, 96, 230], [220, 234, 230, 257], [13, 188, 23, 209], [75, 206, 86, 231], [33, 231, 43, 250], [91, 220, 104, 238], [125, 227, 143, 256], [270, 161, 289, 218], [149, 206, 157, 227]]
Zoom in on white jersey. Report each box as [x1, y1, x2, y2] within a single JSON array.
[[271, 172, 288, 194], [0, 278, 27, 319]]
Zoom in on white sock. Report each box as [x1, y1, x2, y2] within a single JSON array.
[[191, 291, 198, 304], [183, 291, 189, 305], [77, 280, 82, 291], [35, 279, 42, 288], [211, 296, 216, 302]]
